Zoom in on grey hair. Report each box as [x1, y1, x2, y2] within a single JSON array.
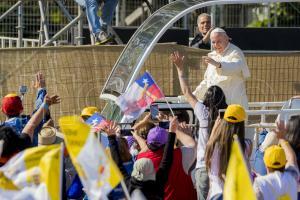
[[197, 13, 211, 25]]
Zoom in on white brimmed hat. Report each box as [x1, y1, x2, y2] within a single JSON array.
[[38, 126, 64, 145]]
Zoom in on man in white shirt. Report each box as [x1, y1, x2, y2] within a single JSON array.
[[253, 121, 299, 200], [193, 28, 250, 109]]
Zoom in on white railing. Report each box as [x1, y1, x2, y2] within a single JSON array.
[[0, 36, 39, 48], [165, 97, 300, 127], [247, 101, 285, 127]]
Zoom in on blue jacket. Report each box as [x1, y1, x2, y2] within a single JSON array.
[[2, 88, 48, 146]]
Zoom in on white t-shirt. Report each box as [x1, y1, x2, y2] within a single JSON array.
[[253, 165, 299, 200], [208, 148, 224, 198], [194, 101, 209, 169]]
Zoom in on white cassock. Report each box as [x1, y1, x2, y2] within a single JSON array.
[[193, 43, 250, 109]]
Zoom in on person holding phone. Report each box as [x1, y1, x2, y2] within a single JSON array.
[[1, 72, 49, 146], [150, 104, 170, 129], [0, 93, 61, 166], [136, 114, 197, 200], [105, 119, 177, 199]]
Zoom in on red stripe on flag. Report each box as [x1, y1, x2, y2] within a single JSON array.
[[147, 84, 164, 100]]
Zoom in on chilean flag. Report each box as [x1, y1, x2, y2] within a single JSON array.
[[116, 72, 164, 121], [86, 113, 109, 132]]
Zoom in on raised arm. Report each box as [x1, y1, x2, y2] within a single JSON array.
[[33, 72, 47, 113], [156, 117, 178, 186], [170, 51, 198, 109], [132, 113, 151, 130], [175, 128, 196, 148], [132, 114, 152, 153], [105, 122, 131, 183], [275, 120, 298, 167], [22, 94, 60, 141]]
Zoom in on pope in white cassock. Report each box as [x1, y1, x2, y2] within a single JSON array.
[[193, 28, 250, 109]]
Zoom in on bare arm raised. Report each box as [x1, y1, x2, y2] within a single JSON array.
[[170, 51, 198, 109], [22, 94, 60, 141]]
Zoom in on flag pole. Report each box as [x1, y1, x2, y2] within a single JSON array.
[[60, 143, 64, 200], [120, 180, 131, 200], [164, 97, 175, 117]]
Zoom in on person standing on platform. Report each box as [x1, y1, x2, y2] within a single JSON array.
[[84, 0, 118, 45], [190, 13, 214, 50], [193, 28, 250, 109]]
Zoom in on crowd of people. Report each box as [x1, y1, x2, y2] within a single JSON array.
[[0, 12, 299, 200]]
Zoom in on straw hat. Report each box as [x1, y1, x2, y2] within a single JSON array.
[[38, 126, 64, 145]]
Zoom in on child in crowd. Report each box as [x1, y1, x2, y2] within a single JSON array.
[[285, 115, 300, 169], [253, 120, 299, 200]]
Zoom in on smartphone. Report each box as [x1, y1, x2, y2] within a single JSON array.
[[19, 85, 28, 95], [120, 129, 133, 136], [159, 121, 170, 129], [150, 104, 159, 120], [219, 109, 225, 119]]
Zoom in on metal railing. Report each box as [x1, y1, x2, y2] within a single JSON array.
[[166, 97, 300, 151], [165, 97, 297, 128], [0, 0, 83, 48], [1, 0, 300, 48], [0, 36, 39, 48]]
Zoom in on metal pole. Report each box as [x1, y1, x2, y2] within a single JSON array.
[[120, 180, 131, 200], [120, 0, 126, 26], [219, 5, 224, 27], [17, 1, 23, 48], [210, 5, 216, 50], [274, 3, 278, 27], [55, 0, 73, 21], [183, 15, 188, 29], [42, 12, 84, 46], [38, 18, 44, 47], [0, 1, 22, 22], [38, 0, 50, 44], [267, 3, 271, 27], [77, 5, 84, 45], [116, 1, 119, 26]]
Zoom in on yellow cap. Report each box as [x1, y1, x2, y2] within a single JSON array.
[[264, 145, 287, 169], [4, 93, 18, 98], [81, 106, 99, 117], [224, 104, 246, 123]]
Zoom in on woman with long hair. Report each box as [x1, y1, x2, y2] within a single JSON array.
[[285, 115, 300, 168], [202, 86, 228, 135], [205, 104, 252, 199], [171, 51, 228, 200]]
